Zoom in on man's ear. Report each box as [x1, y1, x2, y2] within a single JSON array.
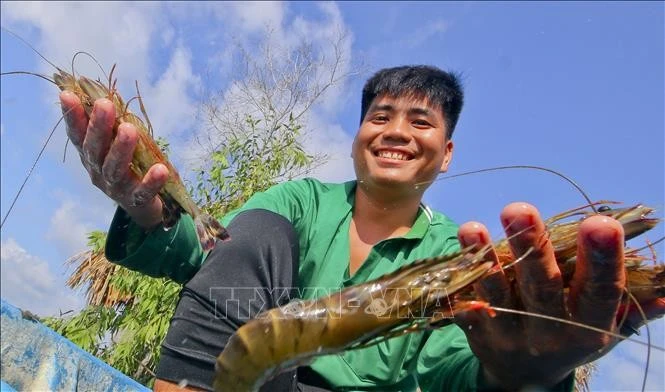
[[439, 140, 454, 173]]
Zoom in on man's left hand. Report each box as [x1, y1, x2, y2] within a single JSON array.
[[455, 202, 626, 389]]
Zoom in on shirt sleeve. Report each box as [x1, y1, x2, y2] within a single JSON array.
[[104, 179, 315, 284], [416, 325, 576, 392]]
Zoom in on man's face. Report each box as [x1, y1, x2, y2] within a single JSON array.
[[352, 94, 454, 196]]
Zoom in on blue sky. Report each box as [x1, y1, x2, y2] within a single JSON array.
[[1, 2, 663, 390]]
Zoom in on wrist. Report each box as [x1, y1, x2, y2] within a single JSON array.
[[120, 203, 163, 232]]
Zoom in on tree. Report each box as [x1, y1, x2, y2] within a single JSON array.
[[44, 26, 356, 387]]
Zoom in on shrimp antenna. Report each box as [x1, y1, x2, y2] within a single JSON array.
[[63, 138, 71, 163], [1, 27, 61, 71], [631, 236, 665, 254], [0, 109, 71, 230], [71, 51, 108, 82], [626, 291, 651, 392], [0, 71, 56, 85], [123, 95, 141, 115], [135, 80, 154, 138], [418, 165, 598, 214], [488, 306, 664, 351]]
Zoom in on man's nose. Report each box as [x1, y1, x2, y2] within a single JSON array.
[[382, 118, 411, 142]]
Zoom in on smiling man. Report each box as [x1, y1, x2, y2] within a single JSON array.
[[60, 65, 635, 391]]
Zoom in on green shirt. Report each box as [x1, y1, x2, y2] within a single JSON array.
[[105, 178, 574, 391]]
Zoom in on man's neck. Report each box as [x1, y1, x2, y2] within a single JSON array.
[[352, 184, 423, 244]]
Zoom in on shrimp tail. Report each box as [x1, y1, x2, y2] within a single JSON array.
[[195, 213, 231, 251]]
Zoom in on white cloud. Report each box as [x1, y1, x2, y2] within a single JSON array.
[[287, 2, 356, 115], [301, 116, 355, 183], [1, 2, 158, 80], [45, 193, 115, 259], [219, 2, 285, 33], [402, 20, 448, 48], [1, 238, 84, 317], [46, 199, 94, 257], [143, 45, 201, 139]]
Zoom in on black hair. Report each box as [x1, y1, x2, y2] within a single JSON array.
[[360, 65, 464, 139]]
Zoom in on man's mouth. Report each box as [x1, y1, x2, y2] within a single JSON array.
[[375, 150, 414, 161]]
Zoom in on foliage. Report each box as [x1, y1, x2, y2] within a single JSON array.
[[44, 232, 181, 385], [194, 112, 312, 217]]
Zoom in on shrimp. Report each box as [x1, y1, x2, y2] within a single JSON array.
[[493, 203, 664, 304], [214, 247, 496, 391], [213, 203, 664, 391], [51, 68, 229, 251]]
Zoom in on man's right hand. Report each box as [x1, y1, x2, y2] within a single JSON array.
[[60, 91, 168, 231]]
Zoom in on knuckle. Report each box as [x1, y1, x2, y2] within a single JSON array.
[[101, 161, 120, 185], [132, 189, 151, 207], [584, 281, 623, 302]]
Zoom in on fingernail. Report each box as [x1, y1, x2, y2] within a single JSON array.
[[587, 228, 621, 265], [117, 128, 130, 143], [588, 226, 620, 250], [503, 212, 534, 235], [460, 232, 483, 246], [60, 90, 75, 101], [93, 100, 110, 120]]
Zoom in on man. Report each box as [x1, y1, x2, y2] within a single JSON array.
[[60, 66, 635, 391]]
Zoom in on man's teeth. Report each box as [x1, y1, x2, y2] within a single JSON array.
[[378, 151, 410, 160]]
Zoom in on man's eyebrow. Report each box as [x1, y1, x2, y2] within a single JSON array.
[[368, 104, 395, 113], [408, 107, 432, 116], [367, 104, 435, 118]]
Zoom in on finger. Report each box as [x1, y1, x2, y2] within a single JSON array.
[[502, 202, 565, 318], [569, 215, 625, 331], [130, 163, 169, 207], [102, 122, 139, 187], [60, 91, 88, 150], [458, 222, 512, 308], [458, 222, 522, 350], [82, 98, 116, 173]]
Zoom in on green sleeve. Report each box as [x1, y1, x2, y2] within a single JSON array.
[[104, 179, 315, 283], [416, 325, 576, 392], [105, 207, 203, 284]]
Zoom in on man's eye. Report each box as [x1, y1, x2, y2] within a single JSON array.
[[413, 119, 431, 127], [373, 116, 388, 123]]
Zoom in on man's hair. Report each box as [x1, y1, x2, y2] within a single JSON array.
[[360, 65, 464, 139]]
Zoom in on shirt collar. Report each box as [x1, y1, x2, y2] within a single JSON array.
[[345, 180, 431, 240]]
